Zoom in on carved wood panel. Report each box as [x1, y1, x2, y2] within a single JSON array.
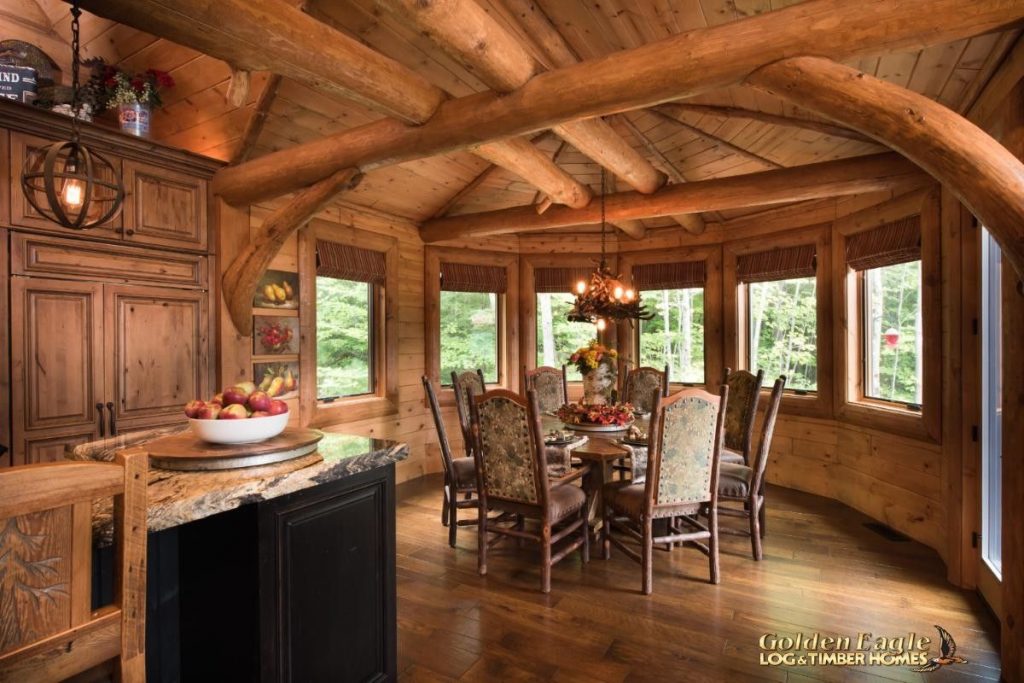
[[123, 161, 208, 252]]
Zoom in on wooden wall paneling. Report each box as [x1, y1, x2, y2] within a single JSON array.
[[215, 198, 253, 391], [0, 228, 8, 467], [0, 129, 8, 228]]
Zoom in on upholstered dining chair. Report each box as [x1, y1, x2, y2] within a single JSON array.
[[469, 387, 590, 593], [716, 376, 785, 560], [622, 365, 669, 413], [0, 450, 147, 681], [720, 368, 764, 466], [423, 376, 480, 548], [602, 386, 728, 594], [523, 365, 568, 413], [451, 368, 486, 457]]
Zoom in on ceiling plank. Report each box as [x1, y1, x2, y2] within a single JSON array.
[[232, 73, 281, 164], [661, 102, 874, 142], [651, 105, 784, 169]]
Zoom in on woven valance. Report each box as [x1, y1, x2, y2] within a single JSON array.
[[737, 244, 817, 283], [846, 216, 921, 271], [316, 240, 386, 284], [632, 260, 705, 290], [441, 262, 507, 293], [534, 267, 593, 293]]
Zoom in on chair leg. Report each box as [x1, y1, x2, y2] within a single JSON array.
[[759, 488, 767, 538], [478, 505, 488, 576], [750, 498, 763, 561], [642, 515, 653, 595], [541, 525, 552, 594], [516, 514, 525, 548], [601, 502, 611, 560], [708, 504, 720, 584], [581, 508, 590, 564], [448, 495, 458, 548], [441, 485, 450, 527]]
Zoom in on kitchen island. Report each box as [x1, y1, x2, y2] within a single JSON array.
[[71, 428, 408, 683]]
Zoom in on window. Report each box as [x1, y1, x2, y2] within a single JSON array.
[[316, 276, 373, 398], [747, 277, 818, 391], [981, 228, 1002, 578], [862, 261, 922, 404], [639, 288, 705, 383], [440, 291, 499, 384], [536, 292, 594, 381]]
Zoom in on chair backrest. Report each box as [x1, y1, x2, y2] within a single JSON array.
[[451, 369, 486, 451], [721, 367, 764, 457], [749, 376, 786, 496], [523, 366, 567, 413], [622, 365, 669, 413], [469, 388, 548, 509], [422, 376, 457, 477], [0, 450, 147, 682], [646, 386, 728, 513]]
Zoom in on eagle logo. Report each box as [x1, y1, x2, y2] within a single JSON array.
[[913, 625, 967, 673]]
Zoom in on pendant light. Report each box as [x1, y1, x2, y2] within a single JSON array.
[[20, 1, 124, 230], [567, 168, 652, 328]]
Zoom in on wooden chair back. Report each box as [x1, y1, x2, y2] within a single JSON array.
[[523, 366, 567, 413], [469, 388, 549, 510], [0, 451, 147, 682], [645, 386, 728, 515], [451, 369, 486, 453], [748, 376, 786, 497], [422, 376, 457, 476], [721, 367, 764, 458], [622, 365, 669, 413]]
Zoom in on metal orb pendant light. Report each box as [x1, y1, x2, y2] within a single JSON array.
[[567, 169, 652, 330], [20, 1, 124, 230]]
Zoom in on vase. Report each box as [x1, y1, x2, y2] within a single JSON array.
[[582, 362, 616, 406], [117, 102, 151, 137]]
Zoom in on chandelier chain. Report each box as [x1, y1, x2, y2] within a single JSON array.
[[70, 1, 82, 141], [599, 167, 607, 267]]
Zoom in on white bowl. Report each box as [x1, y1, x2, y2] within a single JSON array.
[[189, 412, 289, 444]]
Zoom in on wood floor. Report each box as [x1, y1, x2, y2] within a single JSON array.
[[394, 474, 1000, 682]]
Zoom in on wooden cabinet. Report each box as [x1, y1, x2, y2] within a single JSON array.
[[123, 161, 208, 252]]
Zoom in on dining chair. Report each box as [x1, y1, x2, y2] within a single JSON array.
[[469, 387, 590, 594], [720, 367, 764, 466], [422, 376, 480, 548], [523, 365, 568, 413], [716, 376, 785, 560], [621, 365, 669, 413], [451, 368, 486, 457], [0, 450, 148, 682], [602, 386, 728, 594]]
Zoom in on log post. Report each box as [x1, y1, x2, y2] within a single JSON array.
[[221, 168, 363, 336]]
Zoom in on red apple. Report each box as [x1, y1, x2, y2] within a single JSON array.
[[247, 390, 272, 412], [219, 403, 249, 419], [210, 392, 224, 406], [184, 399, 206, 418], [268, 399, 289, 416], [222, 386, 249, 406], [251, 410, 271, 418], [196, 403, 221, 420]]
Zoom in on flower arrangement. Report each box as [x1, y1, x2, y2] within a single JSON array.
[[83, 58, 174, 110], [568, 340, 618, 376], [556, 402, 634, 427]]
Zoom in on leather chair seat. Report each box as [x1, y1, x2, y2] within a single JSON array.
[[718, 462, 753, 498], [451, 456, 477, 489], [720, 447, 745, 465], [548, 483, 587, 523], [603, 481, 700, 519]]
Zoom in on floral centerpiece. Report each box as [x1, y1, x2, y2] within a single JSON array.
[[556, 402, 634, 428], [83, 58, 174, 137], [569, 340, 618, 405]]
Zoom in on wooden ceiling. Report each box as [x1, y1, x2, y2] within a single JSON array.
[[1, 0, 1018, 228]]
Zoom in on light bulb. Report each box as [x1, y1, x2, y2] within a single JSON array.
[[613, 285, 623, 300], [576, 280, 587, 294], [596, 318, 607, 331], [625, 289, 635, 301], [62, 179, 84, 209]]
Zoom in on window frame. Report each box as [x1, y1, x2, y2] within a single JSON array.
[[424, 246, 518, 405], [833, 189, 940, 441], [724, 224, 833, 419], [299, 219, 399, 425], [314, 275, 377, 401]]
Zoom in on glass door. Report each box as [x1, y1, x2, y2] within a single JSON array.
[[979, 228, 1002, 610]]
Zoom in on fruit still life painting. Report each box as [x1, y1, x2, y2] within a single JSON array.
[[254, 270, 299, 309], [254, 361, 299, 399], [254, 316, 297, 355]]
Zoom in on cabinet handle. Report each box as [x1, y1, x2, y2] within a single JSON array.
[[106, 402, 117, 437], [125, 229, 135, 236], [96, 402, 106, 438]]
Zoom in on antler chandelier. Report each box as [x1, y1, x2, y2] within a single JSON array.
[[568, 169, 652, 330]]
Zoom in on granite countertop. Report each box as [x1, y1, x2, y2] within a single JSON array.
[[70, 426, 408, 544]]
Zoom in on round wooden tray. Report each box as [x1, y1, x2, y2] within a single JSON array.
[[562, 419, 634, 433], [147, 428, 324, 471]]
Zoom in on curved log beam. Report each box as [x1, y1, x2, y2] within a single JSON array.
[[747, 56, 1024, 278], [222, 169, 363, 336], [420, 153, 928, 242]]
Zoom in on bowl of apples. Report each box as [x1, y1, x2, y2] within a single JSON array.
[[184, 382, 290, 444]]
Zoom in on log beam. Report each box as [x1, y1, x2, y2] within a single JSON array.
[[748, 56, 1024, 277], [474, 138, 591, 208], [222, 168, 363, 335], [420, 153, 928, 242], [232, 73, 280, 164], [211, 0, 1024, 205], [660, 103, 874, 143]]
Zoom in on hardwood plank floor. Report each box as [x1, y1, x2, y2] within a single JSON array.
[[395, 475, 999, 682]]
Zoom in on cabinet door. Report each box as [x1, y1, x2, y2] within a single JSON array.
[[106, 284, 210, 431], [0, 229, 8, 466], [11, 277, 105, 464], [9, 131, 123, 239], [123, 161, 208, 252]]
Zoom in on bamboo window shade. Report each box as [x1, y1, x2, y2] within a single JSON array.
[[534, 267, 594, 293], [632, 261, 706, 290], [316, 240, 386, 284], [845, 216, 922, 270], [440, 262, 507, 293], [737, 244, 817, 283]]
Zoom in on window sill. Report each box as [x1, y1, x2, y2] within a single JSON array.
[[837, 399, 934, 442], [772, 389, 830, 419], [311, 394, 397, 426]]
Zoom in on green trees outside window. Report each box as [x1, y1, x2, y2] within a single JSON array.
[[316, 276, 373, 399], [748, 277, 818, 391], [439, 291, 499, 384], [862, 260, 922, 405], [536, 292, 596, 381], [638, 288, 705, 383]]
